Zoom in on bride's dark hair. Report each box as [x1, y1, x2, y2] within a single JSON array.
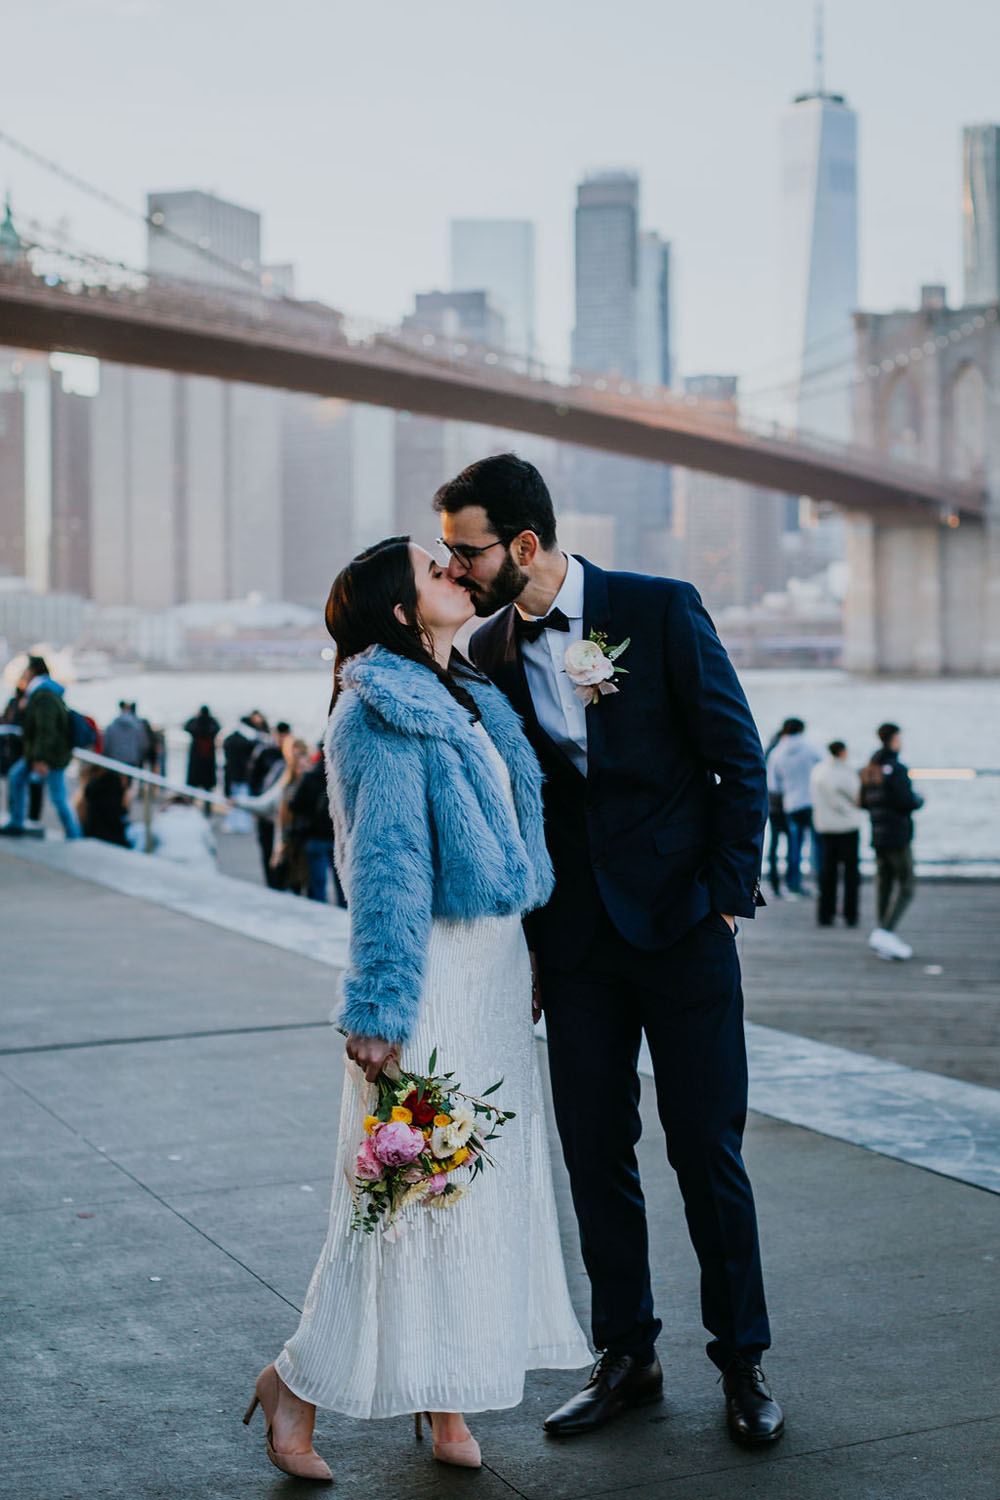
[[325, 535, 481, 720]]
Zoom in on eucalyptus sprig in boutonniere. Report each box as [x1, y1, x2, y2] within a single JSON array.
[[563, 630, 630, 706]]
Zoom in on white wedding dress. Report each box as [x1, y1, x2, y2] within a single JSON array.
[[275, 723, 591, 1418]]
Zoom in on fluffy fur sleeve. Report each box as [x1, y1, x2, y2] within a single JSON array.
[[328, 701, 434, 1046]]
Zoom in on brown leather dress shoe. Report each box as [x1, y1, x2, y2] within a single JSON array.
[[544, 1352, 663, 1436], [722, 1357, 785, 1446]]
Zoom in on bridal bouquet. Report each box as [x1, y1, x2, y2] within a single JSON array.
[[345, 1045, 514, 1237]]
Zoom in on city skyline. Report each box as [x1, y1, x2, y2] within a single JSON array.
[[3, 0, 998, 398]]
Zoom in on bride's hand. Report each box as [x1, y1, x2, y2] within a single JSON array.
[[529, 951, 543, 1025], [345, 1032, 396, 1082]]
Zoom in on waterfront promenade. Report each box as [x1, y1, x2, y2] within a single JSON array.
[[2, 838, 999, 1499]]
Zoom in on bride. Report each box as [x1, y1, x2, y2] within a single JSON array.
[[244, 535, 590, 1479]]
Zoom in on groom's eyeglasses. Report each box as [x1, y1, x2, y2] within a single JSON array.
[[435, 537, 508, 572]]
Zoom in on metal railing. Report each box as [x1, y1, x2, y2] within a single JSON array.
[[74, 748, 228, 852]]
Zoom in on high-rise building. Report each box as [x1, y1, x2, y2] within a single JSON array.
[[0, 381, 25, 578], [407, 290, 506, 349], [779, 17, 858, 440], [963, 124, 1000, 306], [147, 189, 261, 288], [450, 220, 535, 356], [636, 231, 672, 388], [573, 171, 639, 377]]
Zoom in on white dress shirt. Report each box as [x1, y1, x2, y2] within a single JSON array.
[[515, 552, 588, 776]]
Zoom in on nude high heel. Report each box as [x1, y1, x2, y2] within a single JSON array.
[[414, 1410, 482, 1469], [243, 1364, 333, 1482]]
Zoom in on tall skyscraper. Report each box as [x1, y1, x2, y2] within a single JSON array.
[[573, 171, 639, 376], [450, 220, 535, 356], [963, 124, 1000, 305], [147, 189, 261, 288], [636, 231, 672, 387], [779, 13, 858, 440]]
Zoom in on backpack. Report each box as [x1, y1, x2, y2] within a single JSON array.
[[859, 758, 884, 808], [67, 708, 98, 750]]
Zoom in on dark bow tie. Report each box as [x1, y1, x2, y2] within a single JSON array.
[[516, 607, 571, 645]]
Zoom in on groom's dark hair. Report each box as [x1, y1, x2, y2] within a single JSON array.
[[433, 453, 558, 550]]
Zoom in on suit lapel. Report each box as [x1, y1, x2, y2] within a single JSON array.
[[490, 604, 583, 784], [580, 557, 612, 781]]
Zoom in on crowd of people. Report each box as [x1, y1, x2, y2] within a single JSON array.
[[765, 716, 924, 959], [0, 668, 343, 908]]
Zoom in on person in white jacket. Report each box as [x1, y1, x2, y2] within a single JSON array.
[[809, 742, 862, 927]]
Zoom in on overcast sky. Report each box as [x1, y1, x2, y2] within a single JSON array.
[[4, 0, 999, 401]]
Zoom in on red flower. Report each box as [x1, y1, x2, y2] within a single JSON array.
[[403, 1089, 437, 1127]]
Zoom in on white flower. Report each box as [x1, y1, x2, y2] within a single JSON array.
[[563, 638, 615, 687], [448, 1104, 476, 1145], [431, 1123, 461, 1158], [428, 1185, 468, 1211]]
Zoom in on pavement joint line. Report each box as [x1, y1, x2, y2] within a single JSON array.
[[0, 1019, 331, 1057], [564, 1408, 1000, 1498], [0, 1064, 304, 1316]]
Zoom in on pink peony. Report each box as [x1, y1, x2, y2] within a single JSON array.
[[372, 1120, 425, 1167], [401, 1165, 425, 1184], [426, 1172, 449, 1196], [355, 1136, 383, 1182]]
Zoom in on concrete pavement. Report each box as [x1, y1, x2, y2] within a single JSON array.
[[2, 847, 999, 1499]]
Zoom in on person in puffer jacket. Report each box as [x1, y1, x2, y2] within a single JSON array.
[[0, 655, 81, 840]]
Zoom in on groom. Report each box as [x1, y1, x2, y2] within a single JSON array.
[[433, 454, 783, 1448]]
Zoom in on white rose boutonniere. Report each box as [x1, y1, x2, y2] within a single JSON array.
[[563, 630, 631, 706]]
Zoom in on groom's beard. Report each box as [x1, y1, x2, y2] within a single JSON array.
[[462, 552, 530, 616]]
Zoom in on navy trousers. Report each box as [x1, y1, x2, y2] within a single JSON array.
[[541, 908, 771, 1371]]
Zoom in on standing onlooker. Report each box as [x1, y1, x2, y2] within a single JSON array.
[[2, 674, 45, 826], [271, 738, 313, 895], [245, 721, 290, 887], [232, 728, 298, 891], [222, 712, 267, 834], [183, 705, 221, 812], [289, 746, 346, 905], [861, 723, 924, 961], [767, 718, 821, 896], [810, 741, 862, 928], [764, 725, 790, 899], [136, 707, 164, 777], [76, 763, 131, 846], [102, 701, 149, 769], [0, 656, 81, 840]]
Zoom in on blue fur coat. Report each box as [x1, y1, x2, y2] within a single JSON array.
[[325, 645, 553, 1045]]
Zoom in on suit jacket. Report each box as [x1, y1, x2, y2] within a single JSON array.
[[468, 557, 767, 966]]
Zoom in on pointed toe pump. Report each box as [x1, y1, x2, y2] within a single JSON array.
[[244, 1364, 334, 1482], [414, 1410, 482, 1469]]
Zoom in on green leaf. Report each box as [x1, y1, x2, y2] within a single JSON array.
[[427, 1047, 437, 1074], [481, 1077, 504, 1097]]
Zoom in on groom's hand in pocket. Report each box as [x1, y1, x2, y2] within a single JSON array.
[[345, 1032, 397, 1082], [530, 951, 543, 1025]]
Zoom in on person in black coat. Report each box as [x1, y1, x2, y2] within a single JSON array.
[[288, 750, 345, 905], [860, 722, 924, 958], [435, 453, 781, 1450], [183, 706, 221, 811]]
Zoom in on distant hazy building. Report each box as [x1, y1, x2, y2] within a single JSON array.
[[49, 369, 91, 596], [779, 54, 858, 439], [407, 290, 506, 349], [673, 377, 787, 614], [573, 171, 639, 377], [147, 189, 261, 289], [963, 124, 1000, 306], [0, 380, 25, 578], [636, 231, 672, 388], [450, 220, 535, 356]]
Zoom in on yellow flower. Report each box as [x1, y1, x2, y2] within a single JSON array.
[[390, 1106, 413, 1123], [433, 1114, 452, 1128], [450, 1147, 470, 1167], [362, 1116, 379, 1136], [422, 1126, 432, 1139]]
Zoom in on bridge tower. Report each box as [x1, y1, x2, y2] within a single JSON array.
[[846, 288, 1000, 674]]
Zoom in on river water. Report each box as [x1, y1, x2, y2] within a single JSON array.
[[65, 668, 1000, 870]]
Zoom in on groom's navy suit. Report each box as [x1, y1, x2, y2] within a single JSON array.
[[470, 556, 772, 1369]]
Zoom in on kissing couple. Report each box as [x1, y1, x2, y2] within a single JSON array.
[[242, 454, 784, 1480]]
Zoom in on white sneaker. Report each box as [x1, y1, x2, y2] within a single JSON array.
[[869, 927, 894, 955], [882, 930, 913, 960]]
